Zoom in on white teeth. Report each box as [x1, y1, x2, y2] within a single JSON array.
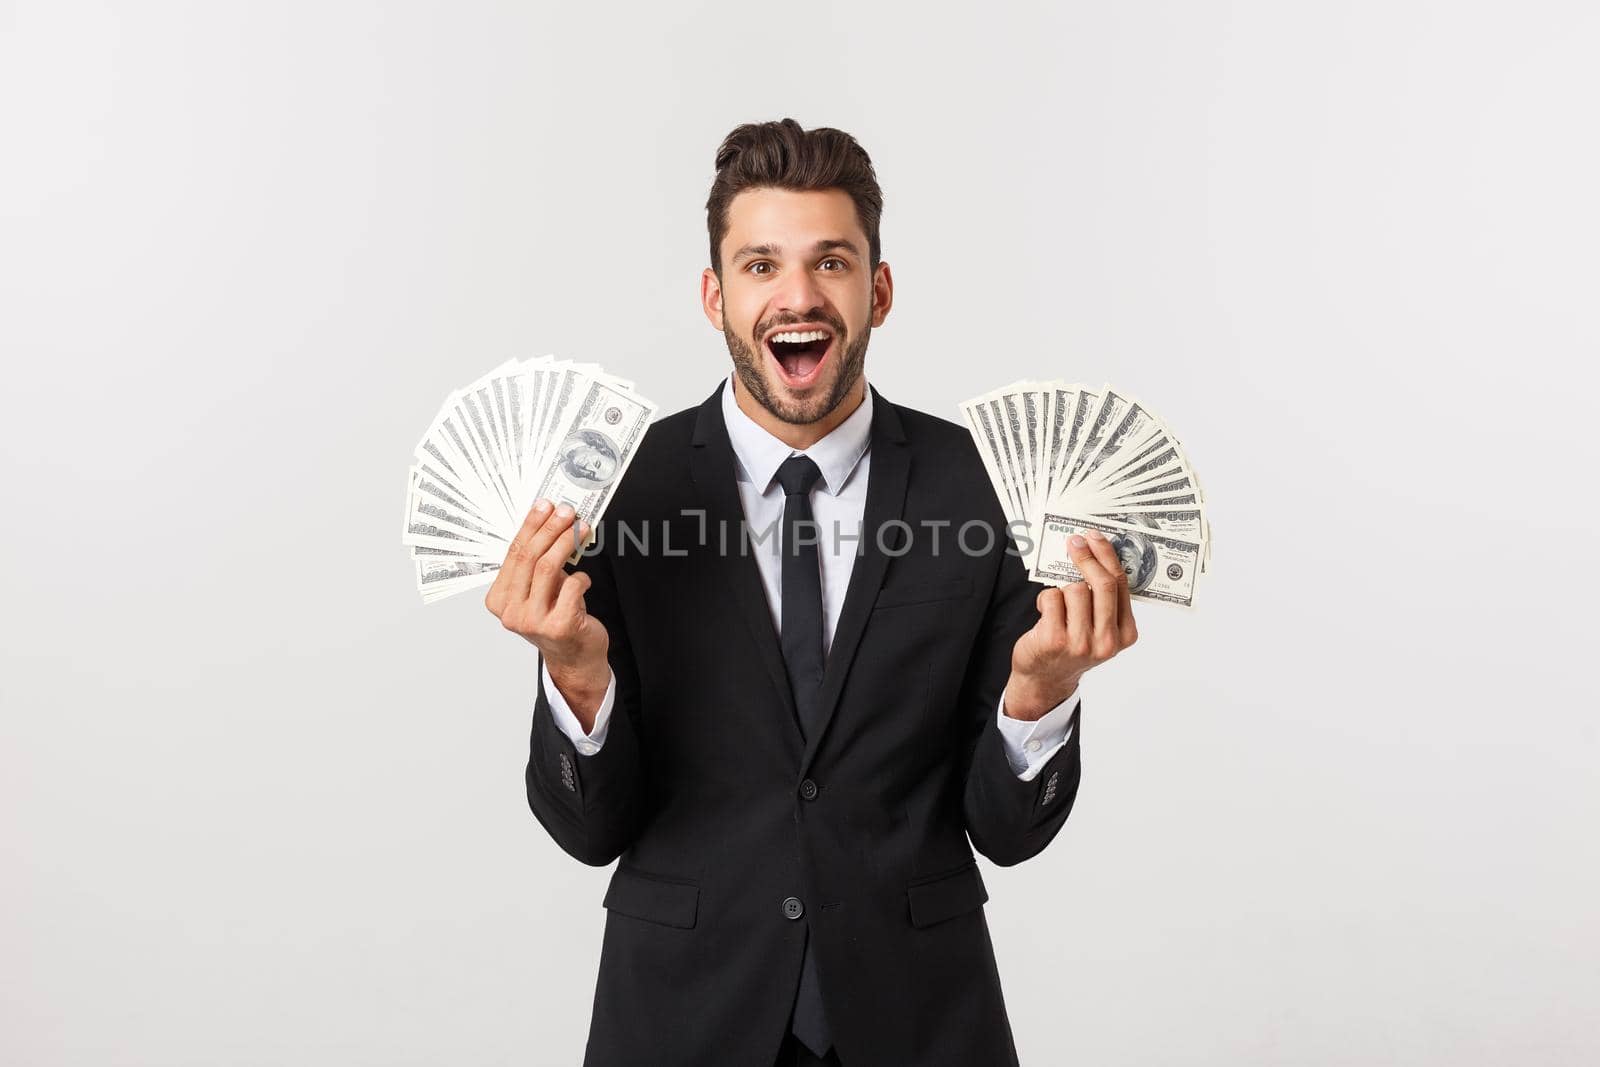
[[770, 329, 829, 344]]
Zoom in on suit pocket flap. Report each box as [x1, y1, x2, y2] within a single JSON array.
[[906, 861, 989, 928], [874, 576, 972, 609], [603, 868, 700, 929]]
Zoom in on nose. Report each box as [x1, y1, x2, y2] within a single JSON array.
[[771, 263, 828, 323]]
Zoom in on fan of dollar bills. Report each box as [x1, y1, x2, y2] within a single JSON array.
[[960, 381, 1210, 608], [402, 356, 657, 603]]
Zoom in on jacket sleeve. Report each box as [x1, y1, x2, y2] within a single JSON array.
[[524, 538, 647, 867], [959, 539, 1084, 867]]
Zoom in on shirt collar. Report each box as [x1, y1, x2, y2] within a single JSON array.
[[720, 373, 873, 496]]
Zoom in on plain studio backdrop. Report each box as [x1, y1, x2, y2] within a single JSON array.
[[3, 2, 1596, 1064]]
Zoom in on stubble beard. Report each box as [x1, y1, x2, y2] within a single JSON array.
[[724, 319, 871, 426]]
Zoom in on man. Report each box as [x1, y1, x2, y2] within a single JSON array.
[[485, 118, 1138, 1067], [557, 429, 622, 489]]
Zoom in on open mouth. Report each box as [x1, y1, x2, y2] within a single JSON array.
[[764, 327, 834, 388]]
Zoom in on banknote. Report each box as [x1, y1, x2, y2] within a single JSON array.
[[1030, 513, 1203, 608], [961, 379, 1210, 603], [418, 558, 503, 602], [524, 376, 657, 563], [960, 397, 1025, 527], [403, 358, 657, 600]]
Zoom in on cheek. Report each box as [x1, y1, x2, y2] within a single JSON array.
[[722, 291, 761, 333], [836, 292, 873, 334]]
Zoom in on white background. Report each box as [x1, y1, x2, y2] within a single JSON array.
[[3, 2, 1597, 1063]]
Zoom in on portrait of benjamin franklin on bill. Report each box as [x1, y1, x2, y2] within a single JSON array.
[[557, 428, 621, 490], [1102, 527, 1159, 592]]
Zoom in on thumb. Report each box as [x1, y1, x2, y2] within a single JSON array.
[[1036, 586, 1066, 631]]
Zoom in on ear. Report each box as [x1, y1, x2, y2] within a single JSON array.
[[870, 261, 894, 328], [701, 267, 725, 331]]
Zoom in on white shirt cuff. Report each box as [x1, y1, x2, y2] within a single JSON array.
[[540, 656, 617, 757], [996, 687, 1080, 781]]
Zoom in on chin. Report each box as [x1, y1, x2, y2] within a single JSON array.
[[765, 376, 842, 424], [727, 318, 867, 426]]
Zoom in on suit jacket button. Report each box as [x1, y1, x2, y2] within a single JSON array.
[[782, 896, 804, 920], [799, 778, 818, 801]]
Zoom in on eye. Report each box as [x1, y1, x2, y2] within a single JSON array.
[[819, 257, 846, 271], [747, 261, 772, 275]]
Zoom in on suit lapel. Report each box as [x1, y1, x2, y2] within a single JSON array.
[[689, 380, 913, 772], [689, 381, 805, 749], [801, 384, 910, 776]]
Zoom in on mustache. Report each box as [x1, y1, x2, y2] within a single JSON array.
[[754, 315, 845, 340]]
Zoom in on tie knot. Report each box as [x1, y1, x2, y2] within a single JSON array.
[[776, 454, 823, 496]]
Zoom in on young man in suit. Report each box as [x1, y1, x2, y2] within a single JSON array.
[[484, 118, 1138, 1067]]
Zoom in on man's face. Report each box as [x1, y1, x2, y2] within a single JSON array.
[[573, 447, 613, 480], [1115, 541, 1139, 579], [703, 187, 892, 426]]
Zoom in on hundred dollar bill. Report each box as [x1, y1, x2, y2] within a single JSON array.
[[481, 378, 512, 480], [411, 463, 494, 528], [1082, 505, 1206, 543], [1080, 423, 1179, 494], [411, 543, 475, 558], [1080, 440, 1193, 502], [498, 371, 526, 487], [999, 391, 1034, 516], [532, 364, 581, 473], [1057, 387, 1116, 490], [961, 398, 1025, 527], [1030, 513, 1203, 608], [984, 397, 1028, 517], [1073, 390, 1167, 491], [965, 396, 1028, 525], [457, 388, 518, 519], [1100, 490, 1200, 509], [1041, 385, 1074, 505], [437, 395, 513, 524], [516, 356, 555, 466], [407, 484, 504, 545], [524, 361, 561, 469], [526, 375, 657, 562], [400, 468, 507, 556], [1051, 387, 1101, 493], [1103, 472, 1200, 504], [416, 557, 501, 596]]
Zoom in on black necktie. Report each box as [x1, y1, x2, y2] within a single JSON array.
[[775, 454, 832, 1057], [777, 455, 826, 740]]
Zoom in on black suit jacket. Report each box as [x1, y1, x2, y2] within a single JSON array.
[[525, 380, 1084, 1066]]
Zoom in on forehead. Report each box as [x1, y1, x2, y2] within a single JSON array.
[[721, 187, 865, 256]]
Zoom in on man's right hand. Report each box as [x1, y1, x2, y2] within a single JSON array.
[[484, 499, 612, 727]]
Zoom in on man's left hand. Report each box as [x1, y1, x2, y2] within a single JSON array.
[[1004, 528, 1139, 721]]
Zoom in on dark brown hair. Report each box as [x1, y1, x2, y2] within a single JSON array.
[[705, 118, 884, 279]]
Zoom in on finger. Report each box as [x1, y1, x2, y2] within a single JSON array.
[[1035, 587, 1067, 637], [1082, 530, 1124, 652], [528, 508, 583, 610], [1069, 532, 1121, 655], [1117, 569, 1138, 648], [486, 532, 531, 615], [1065, 531, 1112, 589], [551, 570, 593, 636], [495, 498, 555, 607], [1062, 580, 1093, 658]]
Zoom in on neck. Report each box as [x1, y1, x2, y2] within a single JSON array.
[[732, 375, 866, 450]]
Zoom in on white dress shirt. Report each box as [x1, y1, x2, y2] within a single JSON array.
[[540, 375, 1080, 781]]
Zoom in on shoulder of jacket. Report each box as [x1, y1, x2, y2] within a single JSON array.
[[888, 401, 981, 463], [641, 402, 700, 449]]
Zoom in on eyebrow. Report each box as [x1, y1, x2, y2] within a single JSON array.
[[730, 238, 863, 265]]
